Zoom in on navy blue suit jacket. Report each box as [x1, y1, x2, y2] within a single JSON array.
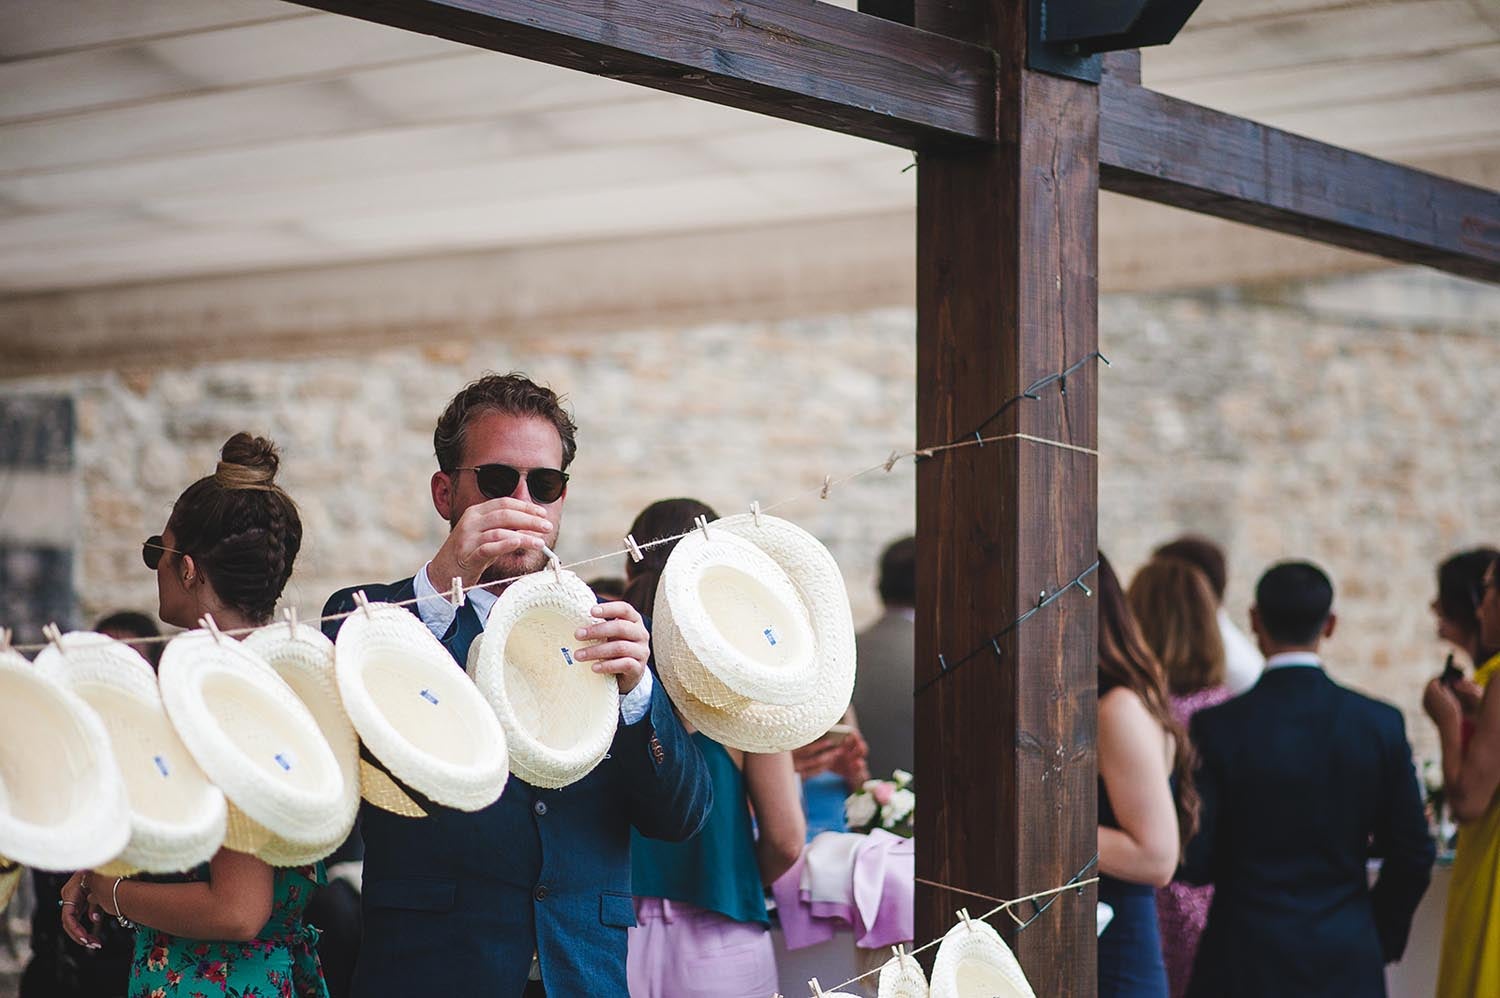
[[1181, 665, 1433, 998], [322, 578, 713, 997]]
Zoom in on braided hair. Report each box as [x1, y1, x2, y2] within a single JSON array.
[[167, 433, 302, 624]]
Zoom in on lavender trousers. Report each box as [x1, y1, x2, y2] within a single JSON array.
[[626, 897, 778, 998]]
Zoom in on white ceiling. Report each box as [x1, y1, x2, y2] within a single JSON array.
[[0, 0, 1495, 293]]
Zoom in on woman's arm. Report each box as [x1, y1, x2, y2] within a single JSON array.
[[84, 848, 275, 942], [1426, 676, 1500, 823], [1098, 686, 1181, 888], [741, 750, 807, 884]]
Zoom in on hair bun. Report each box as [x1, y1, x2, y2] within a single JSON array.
[[215, 432, 280, 490]]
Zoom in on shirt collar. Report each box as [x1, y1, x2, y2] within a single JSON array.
[[1264, 651, 1322, 671]]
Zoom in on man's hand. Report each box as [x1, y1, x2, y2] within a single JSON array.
[[574, 601, 650, 694], [428, 497, 554, 589], [830, 729, 871, 789]]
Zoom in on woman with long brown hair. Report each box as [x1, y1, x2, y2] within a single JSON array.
[[1097, 553, 1197, 998], [1128, 557, 1227, 998]]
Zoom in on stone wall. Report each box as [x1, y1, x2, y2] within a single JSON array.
[[2, 266, 1497, 762]]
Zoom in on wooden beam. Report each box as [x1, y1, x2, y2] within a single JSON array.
[[1099, 73, 1500, 282], [915, 0, 1098, 991], [287, 0, 995, 148]]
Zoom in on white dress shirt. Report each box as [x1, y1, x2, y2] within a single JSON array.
[[414, 561, 654, 725], [1219, 606, 1266, 695], [1263, 651, 1323, 672]]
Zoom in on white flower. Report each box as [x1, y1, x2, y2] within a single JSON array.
[[845, 792, 878, 829], [892, 769, 913, 788], [1423, 760, 1445, 794], [880, 788, 916, 827]]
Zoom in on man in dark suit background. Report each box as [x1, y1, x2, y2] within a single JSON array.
[[1182, 561, 1433, 997], [850, 535, 915, 779], [323, 373, 713, 997]]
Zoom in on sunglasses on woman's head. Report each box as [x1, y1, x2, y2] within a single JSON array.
[[142, 535, 186, 571], [453, 464, 569, 504]]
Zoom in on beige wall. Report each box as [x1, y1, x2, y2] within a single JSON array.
[[4, 266, 1498, 764]]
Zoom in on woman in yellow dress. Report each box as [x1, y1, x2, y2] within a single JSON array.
[[1423, 549, 1500, 997]]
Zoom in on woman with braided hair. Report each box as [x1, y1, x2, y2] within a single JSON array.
[[55, 432, 330, 998]]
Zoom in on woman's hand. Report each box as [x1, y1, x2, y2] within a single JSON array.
[[59, 871, 102, 950], [1423, 676, 1464, 732], [81, 871, 121, 917]]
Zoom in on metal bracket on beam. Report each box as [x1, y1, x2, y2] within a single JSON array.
[[1029, 0, 1203, 82], [1028, 0, 1101, 82]]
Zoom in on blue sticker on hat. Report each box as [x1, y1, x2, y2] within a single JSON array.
[[420, 688, 439, 705], [764, 627, 778, 646], [153, 755, 171, 778], [561, 647, 574, 665], [274, 752, 295, 772]]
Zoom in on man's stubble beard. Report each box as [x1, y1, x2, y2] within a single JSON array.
[[480, 545, 548, 584]]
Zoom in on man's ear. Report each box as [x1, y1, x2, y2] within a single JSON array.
[[432, 470, 454, 522], [1323, 612, 1337, 640]]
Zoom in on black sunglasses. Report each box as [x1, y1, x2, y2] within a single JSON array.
[[453, 464, 569, 504], [142, 534, 187, 571]]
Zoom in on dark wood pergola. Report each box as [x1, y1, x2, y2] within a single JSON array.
[[286, 0, 1500, 992]]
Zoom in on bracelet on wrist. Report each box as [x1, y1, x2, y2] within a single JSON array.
[[111, 876, 134, 929]]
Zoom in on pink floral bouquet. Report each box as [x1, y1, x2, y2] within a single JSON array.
[[844, 769, 914, 838]]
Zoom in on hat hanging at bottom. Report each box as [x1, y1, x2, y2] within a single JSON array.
[[0, 857, 21, 910], [878, 948, 930, 998], [928, 914, 1037, 998]]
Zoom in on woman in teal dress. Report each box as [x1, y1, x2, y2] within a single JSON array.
[[55, 434, 328, 998]]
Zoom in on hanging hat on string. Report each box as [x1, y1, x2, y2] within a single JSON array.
[[653, 512, 856, 752], [33, 632, 226, 875], [929, 911, 1037, 998], [159, 626, 346, 856], [243, 621, 360, 866], [877, 946, 929, 998], [334, 597, 509, 815], [472, 567, 618, 789], [0, 645, 130, 871], [0, 856, 21, 910]]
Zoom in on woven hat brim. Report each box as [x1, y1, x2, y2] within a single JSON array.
[[653, 513, 855, 753], [334, 602, 508, 812], [929, 919, 1037, 998], [159, 631, 347, 846], [877, 953, 930, 998], [35, 634, 228, 875], [243, 625, 360, 863], [0, 650, 131, 872], [473, 570, 617, 790], [662, 530, 818, 708]]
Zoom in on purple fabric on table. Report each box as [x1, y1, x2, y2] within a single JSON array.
[[1158, 684, 1234, 998], [772, 830, 914, 951]]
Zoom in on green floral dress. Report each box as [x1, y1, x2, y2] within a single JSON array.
[[127, 864, 329, 998]]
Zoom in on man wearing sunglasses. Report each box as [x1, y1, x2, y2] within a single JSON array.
[[321, 373, 712, 998]]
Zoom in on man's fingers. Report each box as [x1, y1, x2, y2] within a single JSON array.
[[590, 601, 643, 624], [466, 503, 554, 535], [575, 619, 647, 644]]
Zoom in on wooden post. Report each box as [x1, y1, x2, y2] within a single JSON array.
[[914, 0, 1099, 992]]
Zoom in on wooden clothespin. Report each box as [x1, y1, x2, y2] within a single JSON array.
[[42, 622, 64, 652], [693, 514, 712, 539], [200, 614, 225, 644], [808, 978, 826, 997], [624, 533, 644, 563], [883, 451, 901, 472], [541, 545, 563, 583], [352, 590, 374, 619], [819, 475, 832, 500], [284, 606, 299, 639], [749, 501, 763, 527], [0, 627, 11, 653], [450, 577, 465, 609], [958, 907, 976, 931]]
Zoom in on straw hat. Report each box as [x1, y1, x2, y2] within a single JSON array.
[[658, 527, 817, 709], [878, 949, 930, 998], [158, 629, 346, 854], [243, 623, 360, 866], [0, 647, 130, 871], [33, 632, 226, 875], [928, 914, 1037, 998], [653, 512, 856, 753], [472, 569, 618, 789], [334, 598, 508, 814]]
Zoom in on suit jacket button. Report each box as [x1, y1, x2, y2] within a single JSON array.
[[533, 800, 548, 816], [534, 885, 549, 902]]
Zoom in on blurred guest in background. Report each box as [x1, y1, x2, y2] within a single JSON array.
[[850, 536, 915, 781], [623, 499, 806, 998], [1153, 536, 1262, 694], [1097, 553, 1195, 998], [1127, 559, 1226, 998], [1186, 562, 1431, 998], [94, 610, 165, 669], [586, 576, 628, 603], [1424, 549, 1500, 998]]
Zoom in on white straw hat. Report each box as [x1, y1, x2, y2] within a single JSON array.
[[878, 949, 930, 998], [929, 914, 1037, 998], [158, 629, 346, 855], [472, 569, 618, 789], [33, 632, 226, 875], [653, 512, 856, 752], [658, 527, 817, 709], [243, 623, 360, 866], [334, 598, 508, 814], [0, 647, 130, 871]]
